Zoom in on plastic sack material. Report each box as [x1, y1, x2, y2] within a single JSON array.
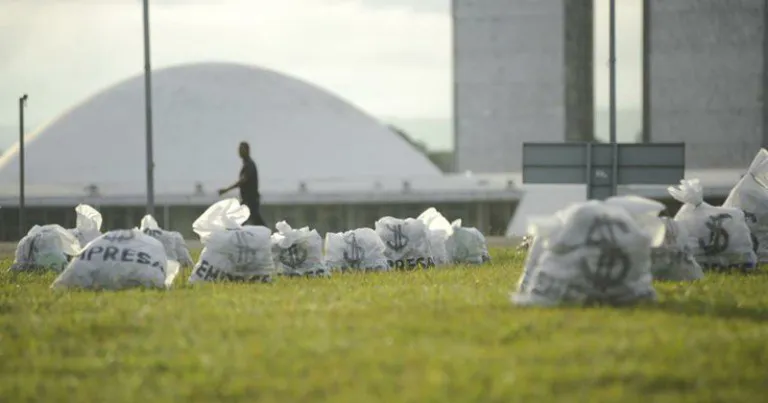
[[375, 216, 436, 270], [723, 148, 768, 263], [516, 234, 546, 294], [511, 196, 665, 307], [324, 228, 390, 272], [445, 219, 491, 264], [189, 198, 274, 283], [137, 215, 180, 264], [650, 217, 704, 281], [669, 179, 757, 271], [271, 221, 328, 277], [10, 224, 80, 272], [192, 198, 250, 244], [68, 204, 103, 247], [51, 229, 179, 290], [416, 208, 452, 266], [517, 235, 533, 252], [169, 231, 194, 268]]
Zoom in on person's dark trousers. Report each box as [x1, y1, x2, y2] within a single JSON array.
[[243, 200, 267, 227]]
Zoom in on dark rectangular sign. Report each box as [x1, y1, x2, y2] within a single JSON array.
[[522, 142, 685, 199]]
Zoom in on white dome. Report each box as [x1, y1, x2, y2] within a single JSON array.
[[0, 62, 440, 196]]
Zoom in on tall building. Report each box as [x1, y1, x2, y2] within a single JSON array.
[[453, 0, 594, 173], [645, 0, 768, 168]]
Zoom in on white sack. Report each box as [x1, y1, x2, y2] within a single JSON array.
[[416, 207, 452, 266], [324, 228, 390, 272], [169, 231, 194, 268], [517, 235, 533, 252], [137, 215, 180, 264], [445, 219, 491, 265], [650, 217, 704, 281], [271, 221, 328, 277], [192, 227, 274, 283], [11, 224, 80, 272], [516, 234, 546, 294], [189, 198, 274, 283], [512, 195, 665, 307], [375, 216, 435, 269], [68, 204, 103, 247], [192, 198, 250, 244], [722, 148, 768, 262], [670, 179, 757, 271], [52, 229, 179, 290]]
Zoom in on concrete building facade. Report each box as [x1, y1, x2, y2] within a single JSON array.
[[453, 0, 594, 174], [645, 0, 768, 168]]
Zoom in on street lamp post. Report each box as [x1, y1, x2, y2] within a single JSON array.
[[143, 0, 156, 216], [608, 0, 618, 197], [18, 94, 28, 239]]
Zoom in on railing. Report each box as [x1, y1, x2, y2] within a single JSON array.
[[0, 173, 521, 199]]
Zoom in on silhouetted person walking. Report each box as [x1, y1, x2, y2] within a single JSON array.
[[218, 141, 267, 227]]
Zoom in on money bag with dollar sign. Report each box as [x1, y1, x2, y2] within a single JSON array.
[[669, 179, 757, 271], [445, 219, 491, 265], [190, 198, 276, 284], [512, 195, 665, 307], [650, 217, 703, 281], [52, 228, 179, 291], [375, 216, 436, 269], [137, 215, 180, 264], [271, 221, 329, 277], [723, 148, 768, 263], [324, 228, 390, 272], [11, 224, 80, 273]]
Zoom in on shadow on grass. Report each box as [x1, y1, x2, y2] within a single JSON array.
[[505, 290, 768, 323], [639, 299, 768, 323], [552, 297, 768, 323]]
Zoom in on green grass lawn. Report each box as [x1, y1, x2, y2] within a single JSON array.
[[1, 247, 767, 402]]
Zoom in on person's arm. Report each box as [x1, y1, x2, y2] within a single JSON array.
[[218, 172, 246, 195]]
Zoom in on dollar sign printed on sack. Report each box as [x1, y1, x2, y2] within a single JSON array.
[[743, 210, 759, 253], [698, 213, 731, 256], [577, 215, 631, 292], [342, 233, 365, 268], [279, 244, 308, 269], [231, 231, 259, 271], [103, 230, 135, 243], [385, 224, 409, 252]]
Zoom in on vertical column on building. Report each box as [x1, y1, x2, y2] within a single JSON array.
[[764, 0, 768, 148], [564, 0, 595, 143], [647, 0, 765, 169], [642, 0, 652, 143]]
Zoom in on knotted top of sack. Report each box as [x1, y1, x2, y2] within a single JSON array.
[[193, 198, 251, 244], [527, 195, 666, 249], [417, 207, 455, 237], [734, 148, 768, 191], [272, 221, 320, 249], [75, 204, 102, 232], [668, 179, 706, 208]]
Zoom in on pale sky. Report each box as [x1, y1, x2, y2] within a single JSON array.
[[1, 0, 642, 137]]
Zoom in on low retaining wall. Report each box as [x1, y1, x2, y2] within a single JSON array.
[[0, 236, 524, 256]]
